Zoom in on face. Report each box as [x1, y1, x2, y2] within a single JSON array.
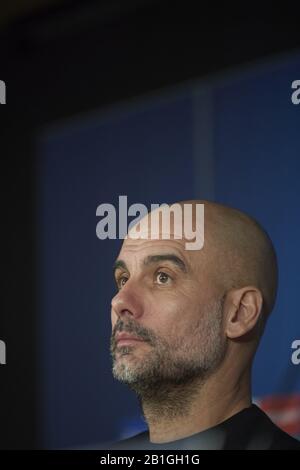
[[110, 219, 226, 397]]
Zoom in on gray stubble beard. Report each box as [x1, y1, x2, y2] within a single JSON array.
[[110, 297, 226, 419]]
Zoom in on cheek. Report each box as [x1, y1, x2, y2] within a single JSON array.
[[148, 291, 198, 338]]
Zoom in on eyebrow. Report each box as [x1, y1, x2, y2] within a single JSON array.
[[113, 259, 128, 275], [113, 253, 187, 276], [144, 254, 187, 272]]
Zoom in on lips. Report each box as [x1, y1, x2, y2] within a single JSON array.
[[115, 333, 145, 344]]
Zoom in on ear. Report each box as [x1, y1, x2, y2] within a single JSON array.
[[225, 287, 263, 339]]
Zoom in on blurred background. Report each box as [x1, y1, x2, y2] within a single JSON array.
[[1, 0, 300, 449]]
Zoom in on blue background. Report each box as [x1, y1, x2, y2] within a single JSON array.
[[37, 52, 300, 448]]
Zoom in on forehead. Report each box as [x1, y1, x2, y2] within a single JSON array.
[[117, 205, 207, 269], [121, 236, 186, 253], [117, 237, 195, 271]]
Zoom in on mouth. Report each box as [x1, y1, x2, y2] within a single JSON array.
[[115, 334, 146, 346]]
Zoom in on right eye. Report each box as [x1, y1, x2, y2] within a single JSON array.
[[116, 275, 128, 290]]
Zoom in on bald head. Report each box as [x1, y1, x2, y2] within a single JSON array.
[[127, 199, 278, 319], [190, 200, 278, 318]]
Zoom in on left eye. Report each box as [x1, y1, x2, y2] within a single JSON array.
[[156, 272, 171, 284]]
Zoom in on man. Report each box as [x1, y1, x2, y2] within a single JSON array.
[[109, 200, 300, 450]]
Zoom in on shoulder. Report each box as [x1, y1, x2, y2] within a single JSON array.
[[249, 405, 300, 450]]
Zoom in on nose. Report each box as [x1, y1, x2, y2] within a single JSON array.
[[111, 280, 143, 321]]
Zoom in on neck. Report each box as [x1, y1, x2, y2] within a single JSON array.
[[140, 366, 252, 444]]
